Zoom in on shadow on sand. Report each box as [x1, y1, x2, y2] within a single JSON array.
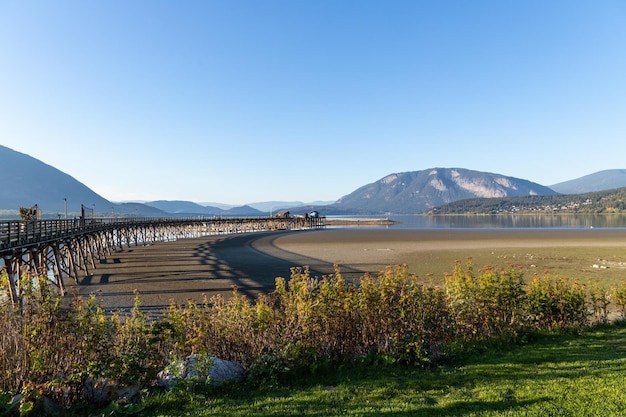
[[73, 230, 366, 314]]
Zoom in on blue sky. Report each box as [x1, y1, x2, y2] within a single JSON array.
[[1, 1, 625, 205]]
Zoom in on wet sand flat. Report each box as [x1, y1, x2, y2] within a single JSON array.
[[71, 228, 626, 313]]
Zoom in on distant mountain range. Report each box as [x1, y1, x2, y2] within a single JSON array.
[[549, 170, 626, 194], [2, 144, 626, 218], [0, 145, 330, 218], [142, 200, 264, 216], [195, 201, 335, 213]]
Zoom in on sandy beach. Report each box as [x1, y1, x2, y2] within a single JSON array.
[[68, 228, 626, 313]]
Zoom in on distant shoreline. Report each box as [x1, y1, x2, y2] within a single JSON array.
[[325, 218, 400, 226]]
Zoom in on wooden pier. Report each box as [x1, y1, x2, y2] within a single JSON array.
[[0, 215, 325, 305]]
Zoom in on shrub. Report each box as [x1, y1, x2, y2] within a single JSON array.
[[108, 292, 165, 386], [352, 265, 450, 364], [611, 281, 626, 319], [0, 260, 614, 414], [444, 259, 526, 341], [0, 270, 66, 394], [274, 266, 361, 363], [159, 288, 283, 368], [526, 274, 588, 330], [587, 280, 611, 324]]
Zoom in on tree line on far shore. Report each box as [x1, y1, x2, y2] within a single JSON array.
[[429, 187, 626, 215]]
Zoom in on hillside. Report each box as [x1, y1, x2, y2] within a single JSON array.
[[0, 144, 115, 216], [550, 169, 626, 194], [327, 168, 557, 214], [145, 201, 264, 216], [4, 143, 626, 218], [0, 145, 264, 218], [145, 200, 226, 216], [431, 187, 626, 214]]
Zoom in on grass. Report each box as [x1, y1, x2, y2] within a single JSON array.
[[405, 246, 626, 289], [128, 322, 626, 417]]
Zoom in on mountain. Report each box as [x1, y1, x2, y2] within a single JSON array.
[[198, 202, 237, 210], [326, 168, 558, 214], [145, 200, 264, 216], [0, 145, 309, 218], [550, 170, 626, 194], [115, 202, 168, 217], [3, 143, 624, 218], [431, 187, 626, 214], [0, 144, 170, 218], [196, 201, 335, 212], [0, 144, 115, 216], [246, 201, 334, 213], [223, 205, 264, 216], [145, 200, 225, 215]]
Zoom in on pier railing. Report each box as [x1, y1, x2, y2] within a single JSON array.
[[0, 216, 325, 304], [0, 216, 325, 252]]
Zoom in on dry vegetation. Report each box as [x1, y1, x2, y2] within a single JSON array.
[[3, 260, 626, 414]]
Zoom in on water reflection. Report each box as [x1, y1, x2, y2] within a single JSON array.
[[330, 214, 626, 229]]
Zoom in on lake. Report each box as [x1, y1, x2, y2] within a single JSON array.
[[328, 214, 626, 230]]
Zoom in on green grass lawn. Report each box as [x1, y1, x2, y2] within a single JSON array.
[[130, 323, 626, 417]]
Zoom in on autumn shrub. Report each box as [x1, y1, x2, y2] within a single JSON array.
[[526, 274, 588, 330], [1, 260, 619, 414], [351, 265, 451, 364], [0, 273, 169, 411], [0, 270, 68, 394], [587, 280, 611, 324], [444, 260, 526, 341], [273, 266, 358, 364], [107, 293, 165, 386], [0, 271, 111, 409], [158, 288, 282, 368], [202, 290, 281, 365], [611, 280, 626, 319]]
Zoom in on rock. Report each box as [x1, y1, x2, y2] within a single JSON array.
[[83, 378, 116, 404], [156, 369, 177, 391], [42, 396, 62, 416], [116, 385, 140, 402], [157, 355, 244, 390], [208, 357, 244, 386], [82, 378, 140, 404]]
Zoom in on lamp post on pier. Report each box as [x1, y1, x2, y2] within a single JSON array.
[[64, 198, 67, 220]]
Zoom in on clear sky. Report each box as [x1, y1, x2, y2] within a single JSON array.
[[1, 1, 625, 205]]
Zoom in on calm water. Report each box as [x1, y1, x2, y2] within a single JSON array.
[[329, 214, 626, 230]]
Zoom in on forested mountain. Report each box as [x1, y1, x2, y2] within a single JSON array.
[[431, 187, 626, 214], [0, 144, 114, 216]]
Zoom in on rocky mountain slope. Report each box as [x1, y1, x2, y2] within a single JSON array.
[[328, 168, 557, 214]]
